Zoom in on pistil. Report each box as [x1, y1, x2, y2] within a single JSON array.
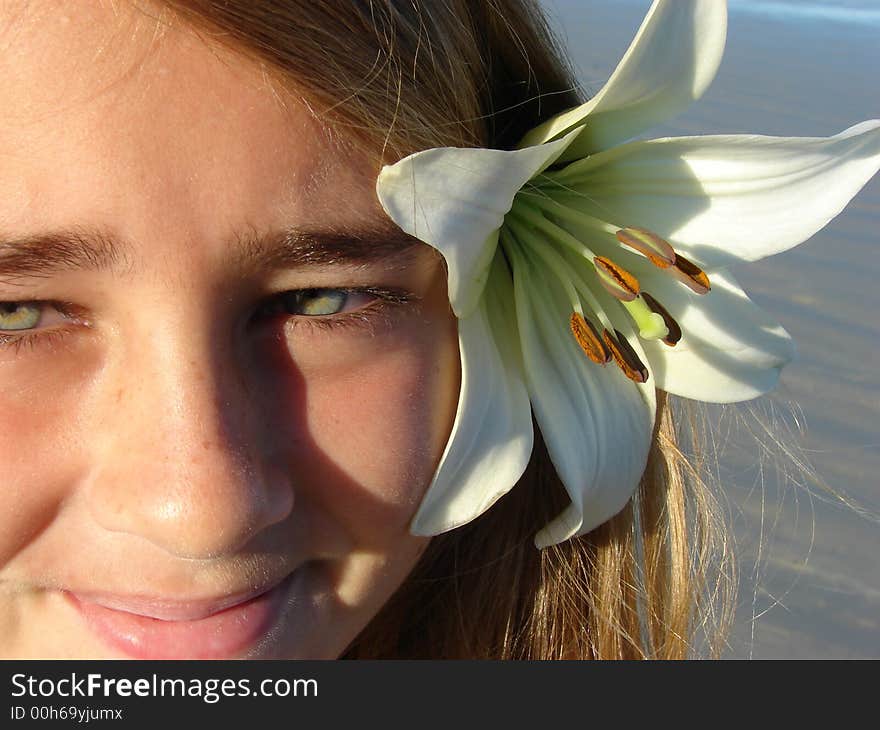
[[620, 296, 669, 340], [641, 293, 682, 346]]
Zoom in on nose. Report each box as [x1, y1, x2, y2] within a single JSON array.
[[85, 307, 294, 559]]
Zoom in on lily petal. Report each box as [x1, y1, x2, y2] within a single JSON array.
[[549, 120, 880, 268], [376, 132, 577, 317], [410, 256, 534, 535], [518, 0, 726, 160], [510, 250, 654, 548], [635, 268, 795, 403]]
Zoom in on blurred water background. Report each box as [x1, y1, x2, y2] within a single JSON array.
[[540, 0, 880, 658]]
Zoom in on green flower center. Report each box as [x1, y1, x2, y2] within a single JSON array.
[[501, 189, 711, 383]]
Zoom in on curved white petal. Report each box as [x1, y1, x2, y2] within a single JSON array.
[[551, 120, 880, 268], [635, 268, 795, 403], [410, 256, 534, 536], [376, 132, 576, 317], [510, 252, 654, 548], [518, 0, 726, 160]]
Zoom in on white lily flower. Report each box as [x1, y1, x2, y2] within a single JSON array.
[[376, 0, 880, 548]]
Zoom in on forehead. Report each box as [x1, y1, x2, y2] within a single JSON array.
[[0, 0, 379, 254]]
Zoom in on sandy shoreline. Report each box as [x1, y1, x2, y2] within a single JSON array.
[[544, 0, 880, 658]]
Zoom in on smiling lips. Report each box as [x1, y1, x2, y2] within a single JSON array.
[[63, 575, 293, 659]]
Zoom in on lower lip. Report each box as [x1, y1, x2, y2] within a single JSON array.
[[65, 577, 291, 659]]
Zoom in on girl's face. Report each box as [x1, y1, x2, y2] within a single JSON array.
[[0, 2, 459, 658]]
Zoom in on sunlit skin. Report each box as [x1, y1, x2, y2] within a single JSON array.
[[0, 1, 460, 658]]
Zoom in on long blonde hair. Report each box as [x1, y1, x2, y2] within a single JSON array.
[[142, 0, 735, 658]]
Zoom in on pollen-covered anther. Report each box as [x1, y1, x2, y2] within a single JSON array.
[[602, 328, 649, 383], [570, 312, 611, 364], [615, 227, 676, 268], [593, 256, 640, 302], [641, 292, 682, 346], [671, 253, 711, 294]]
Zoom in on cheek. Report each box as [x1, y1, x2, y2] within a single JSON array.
[[285, 321, 460, 547], [0, 345, 98, 568]]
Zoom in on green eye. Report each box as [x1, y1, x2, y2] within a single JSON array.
[[0, 302, 41, 331], [278, 289, 349, 316]]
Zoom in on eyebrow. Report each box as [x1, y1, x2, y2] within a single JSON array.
[[0, 223, 424, 283]]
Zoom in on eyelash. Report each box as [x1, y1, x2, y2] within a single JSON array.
[[0, 301, 81, 356], [0, 287, 415, 355], [256, 287, 414, 336]]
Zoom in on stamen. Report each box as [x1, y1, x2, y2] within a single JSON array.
[[509, 200, 599, 260], [615, 227, 675, 268], [504, 221, 586, 320], [671, 254, 711, 294], [516, 194, 621, 239], [570, 312, 611, 364], [641, 292, 682, 346], [602, 329, 649, 383], [593, 256, 640, 302]]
